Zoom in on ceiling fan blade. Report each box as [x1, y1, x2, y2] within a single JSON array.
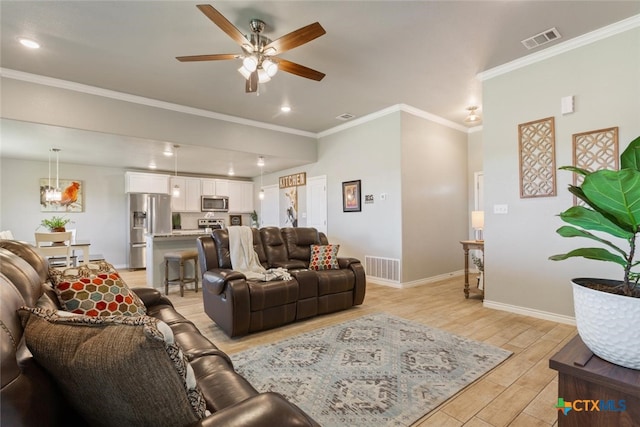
[[263, 22, 326, 55], [278, 59, 325, 81], [245, 71, 258, 93], [196, 4, 251, 48], [176, 53, 238, 62]]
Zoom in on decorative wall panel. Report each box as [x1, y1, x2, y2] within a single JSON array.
[[572, 127, 619, 205], [518, 117, 556, 198]]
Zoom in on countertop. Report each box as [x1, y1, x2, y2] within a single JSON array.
[[150, 229, 211, 238]]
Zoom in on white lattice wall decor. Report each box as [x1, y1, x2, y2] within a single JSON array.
[[518, 117, 556, 198]]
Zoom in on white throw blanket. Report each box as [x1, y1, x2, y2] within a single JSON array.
[[227, 226, 291, 282]]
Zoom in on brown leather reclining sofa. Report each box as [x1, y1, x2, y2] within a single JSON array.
[[197, 227, 366, 337], [0, 240, 319, 427]]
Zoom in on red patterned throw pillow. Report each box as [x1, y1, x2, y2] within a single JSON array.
[[309, 244, 340, 270], [49, 261, 146, 316]]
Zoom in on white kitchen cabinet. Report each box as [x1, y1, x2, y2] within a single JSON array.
[[201, 179, 229, 196], [171, 177, 201, 212], [125, 172, 170, 194], [228, 181, 254, 213]]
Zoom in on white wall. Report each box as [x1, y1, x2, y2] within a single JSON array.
[[259, 110, 471, 285], [482, 27, 640, 320], [1, 158, 129, 267], [401, 112, 469, 282], [258, 112, 403, 264]]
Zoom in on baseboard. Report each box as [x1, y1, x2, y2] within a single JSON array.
[[483, 299, 576, 325], [368, 270, 465, 289]]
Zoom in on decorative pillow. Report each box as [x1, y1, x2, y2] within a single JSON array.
[[309, 244, 340, 270], [18, 307, 208, 426], [49, 261, 146, 316]]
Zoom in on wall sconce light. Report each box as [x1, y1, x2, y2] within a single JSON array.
[[471, 210, 484, 241], [464, 106, 481, 123]]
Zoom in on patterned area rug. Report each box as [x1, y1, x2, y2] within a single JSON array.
[[231, 313, 512, 426]]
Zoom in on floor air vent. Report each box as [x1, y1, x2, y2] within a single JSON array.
[[365, 256, 401, 283], [521, 27, 561, 50]]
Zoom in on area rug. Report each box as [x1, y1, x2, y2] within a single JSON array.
[[231, 313, 512, 426]]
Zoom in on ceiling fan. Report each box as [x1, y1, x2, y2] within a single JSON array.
[[176, 4, 326, 93]]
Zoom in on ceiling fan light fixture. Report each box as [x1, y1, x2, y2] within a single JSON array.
[[238, 66, 252, 79], [242, 56, 258, 72], [262, 58, 278, 77], [257, 68, 271, 83]]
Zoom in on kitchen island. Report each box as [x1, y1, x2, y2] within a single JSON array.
[[145, 230, 210, 291]]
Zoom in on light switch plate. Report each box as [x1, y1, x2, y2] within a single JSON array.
[[494, 204, 508, 214]]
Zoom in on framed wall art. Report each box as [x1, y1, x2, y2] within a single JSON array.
[[229, 214, 242, 226], [572, 127, 619, 205], [518, 117, 556, 198], [342, 180, 361, 212], [39, 179, 84, 212]]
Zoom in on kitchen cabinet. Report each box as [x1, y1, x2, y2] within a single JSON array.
[[171, 177, 201, 212], [201, 179, 229, 197], [228, 181, 254, 213], [125, 172, 170, 194]]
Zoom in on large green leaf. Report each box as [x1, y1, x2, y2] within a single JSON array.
[[582, 169, 640, 231], [620, 135, 640, 171], [558, 206, 632, 239], [559, 165, 590, 176], [549, 247, 626, 267], [555, 225, 627, 256]]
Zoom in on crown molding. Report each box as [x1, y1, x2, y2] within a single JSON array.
[[1, 68, 475, 140], [478, 14, 640, 81], [318, 104, 472, 138], [0, 68, 317, 139]]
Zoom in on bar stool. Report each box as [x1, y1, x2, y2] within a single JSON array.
[[164, 250, 199, 297]]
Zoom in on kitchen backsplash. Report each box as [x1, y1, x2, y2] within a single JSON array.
[[174, 212, 249, 229]]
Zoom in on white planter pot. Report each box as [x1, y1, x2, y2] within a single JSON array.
[[572, 279, 640, 370]]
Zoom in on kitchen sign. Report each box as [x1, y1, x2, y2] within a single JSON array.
[[279, 172, 307, 189]]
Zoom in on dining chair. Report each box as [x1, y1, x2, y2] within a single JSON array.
[[35, 231, 73, 267]]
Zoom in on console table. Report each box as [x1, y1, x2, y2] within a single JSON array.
[[460, 240, 484, 299], [549, 335, 640, 426]]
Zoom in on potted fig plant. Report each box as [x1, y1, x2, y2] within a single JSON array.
[[38, 215, 72, 232], [550, 135, 640, 369]]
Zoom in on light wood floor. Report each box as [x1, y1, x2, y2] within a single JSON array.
[[120, 269, 574, 427]]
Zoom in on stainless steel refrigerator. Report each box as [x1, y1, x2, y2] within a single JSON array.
[[128, 193, 172, 269]]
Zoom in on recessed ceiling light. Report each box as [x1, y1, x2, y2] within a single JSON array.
[[163, 149, 174, 157], [148, 161, 157, 169], [18, 38, 40, 49], [281, 106, 291, 113]]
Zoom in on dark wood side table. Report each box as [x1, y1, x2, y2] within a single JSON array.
[[460, 240, 484, 299], [549, 335, 640, 427]]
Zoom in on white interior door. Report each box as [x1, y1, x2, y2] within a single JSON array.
[[260, 185, 279, 227], [306, 175, 327, 234]]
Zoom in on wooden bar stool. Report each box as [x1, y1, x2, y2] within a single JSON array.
[[164, 250, 199, 297]]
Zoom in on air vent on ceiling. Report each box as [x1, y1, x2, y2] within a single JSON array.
[[521, 27, 562, 50], [336, 113, 356, 121]]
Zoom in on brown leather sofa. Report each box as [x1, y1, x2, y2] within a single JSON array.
[[197, 227, 366, 337], [0, 240, 319, 427]]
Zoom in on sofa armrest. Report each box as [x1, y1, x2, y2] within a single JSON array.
[[337, 257, 360, 269], [337, 258, 366, 306], [190, 392, 319, 427], [202, 269, 246, 295], [131, 287, 173, 308]]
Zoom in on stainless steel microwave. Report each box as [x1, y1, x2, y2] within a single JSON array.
[[201, 195, 229, 212]]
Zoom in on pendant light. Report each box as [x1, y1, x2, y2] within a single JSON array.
[[258, 156, 265, 200], [45, 148, 62, 202], [172, 145, 181, 198]]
